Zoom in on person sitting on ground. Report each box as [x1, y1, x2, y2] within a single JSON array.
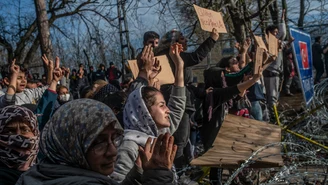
[[16, 99, 177, 185], [112, 43, 186, 182], [0, 105, 39, 185]]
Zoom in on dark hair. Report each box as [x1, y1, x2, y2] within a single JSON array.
[[143, 31, 159, 43], [141, 86, 161, 110], [56, 85, 68, 94], [265, 25, 278, 35], [123, 73, 133, 85], [102, 92, 127, 112], [27, 79, 38, 84], [79, 63, 84, 67], [217, 56, 234, 68], [315, 36, 321, 43], [1, 64, 10, 78], [80, 86, 93, 98], [99, 64, 105, 69], [110, 62, 114, 66], [197, 82, 205, 89]]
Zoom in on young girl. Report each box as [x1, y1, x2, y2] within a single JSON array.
[[112, 44, 186, 182]]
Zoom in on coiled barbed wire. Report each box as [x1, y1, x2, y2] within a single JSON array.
[[224, 79, 328, 185]]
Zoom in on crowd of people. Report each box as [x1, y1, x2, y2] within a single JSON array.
[[0, 9, 322, 185]]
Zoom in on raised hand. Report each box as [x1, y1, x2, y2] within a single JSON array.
[[252, 66, 263, 81], [206, 87, 213, 94], [10, 59, 20, 75], [169, 43, 184, 67], [139, 133, 177, 171], [42, 54, 54, 71], [139, 45, 154, 72], [240, 40, 250, 53], [53, 57, 63, 82], [281, 9, 286, 21], [138, 45, 162, 85], [149, 57, 162, 80], [210, 28, 219, 41]]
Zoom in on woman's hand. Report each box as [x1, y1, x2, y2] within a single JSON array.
[[169, 43, 184, 68], [139, 133, 177, 170]]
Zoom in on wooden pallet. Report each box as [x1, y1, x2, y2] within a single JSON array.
[[191, 114, 283, 168]]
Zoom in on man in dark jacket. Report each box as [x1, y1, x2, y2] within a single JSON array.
[[88, 66, 96, 84], [312, 36, 328, 84], [155, 28, 220, 168], [95, 64, 107, 81]]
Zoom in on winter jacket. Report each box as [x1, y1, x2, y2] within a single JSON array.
[[0, 85, 49, 108]]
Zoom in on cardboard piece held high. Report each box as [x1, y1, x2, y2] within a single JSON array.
[[268, 33, 278, 57], [191, 114, 283, 168], [193, 4, 227, 33], [128, 55, 175, 85], [254, 35, 267, 51], [254, 47, 264, 75]]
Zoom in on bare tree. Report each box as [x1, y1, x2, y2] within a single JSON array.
[[34, 0, 53, 63]]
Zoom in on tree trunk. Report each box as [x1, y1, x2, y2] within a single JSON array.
[[23, 36, 40, 69], [258, 0, 269, 35], [227, 4, 246, 43], [298, 0, 305, 29], [268, 0, 279, 25], [34, 0, 53, 70]]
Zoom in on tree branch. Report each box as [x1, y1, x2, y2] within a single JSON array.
[[247, 0, 276, 20]]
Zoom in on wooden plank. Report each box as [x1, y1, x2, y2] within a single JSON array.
[[191, 114, 283, 168]]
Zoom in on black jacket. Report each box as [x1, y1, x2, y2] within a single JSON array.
[[202, 67, 241, 151], [157, 37, 217, 111]]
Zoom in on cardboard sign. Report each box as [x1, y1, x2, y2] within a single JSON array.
[[289, 28, 314, 106], [254, 48, 264, 75], [193, 4, 227, 33], [268, 33, 278, 57], [128, 55, 175, 85], [254, 35, 267, 51]]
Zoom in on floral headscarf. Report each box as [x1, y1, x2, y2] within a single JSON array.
[[123, 87, 170, 137], [0, 105, 39, 169], [40, 99, 123, 169], [93, 84, 119, 102]]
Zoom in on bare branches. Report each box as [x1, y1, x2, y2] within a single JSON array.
[[247, 0, 276, 20]]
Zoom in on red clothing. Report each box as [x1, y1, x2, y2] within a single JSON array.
[[108, 66, 116, 81]]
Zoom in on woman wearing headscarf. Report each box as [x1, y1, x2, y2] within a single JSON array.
[[154, 28, 220, 168], [16, 99, 177, 185], [112, 43, 186, 182], [0, 105, 39, 185]]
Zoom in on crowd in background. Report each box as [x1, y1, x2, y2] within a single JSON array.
[[1, 8, 327, 185]]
